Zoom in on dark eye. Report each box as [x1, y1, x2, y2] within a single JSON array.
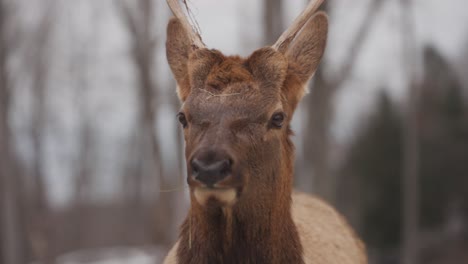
[[271, 112, 285, 128], [177, 112, 188, 128]]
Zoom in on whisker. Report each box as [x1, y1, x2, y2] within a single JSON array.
[[158, 184, 188, 193], [199, 88, 241, 98]]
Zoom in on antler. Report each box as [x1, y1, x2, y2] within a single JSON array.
[[166, 0, 206, 48], [272, 0, 325, 52]]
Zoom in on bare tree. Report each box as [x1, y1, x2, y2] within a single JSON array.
[[72, 121, 94, 248], [24, 4, 55, 262], [263, 0, 283, 45], [65, 0, 97, 249], [116, 0, 174, 245], [70, 41, 94, 251], [400, 0, 421, 263], [304, 0, 385, 203], [0, 0, 30, 263]]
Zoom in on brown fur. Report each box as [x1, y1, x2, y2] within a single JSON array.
[[164, 192, 367, 264], [164, 11, 367, 264]]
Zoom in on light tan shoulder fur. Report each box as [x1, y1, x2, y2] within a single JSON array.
[[163, 192, 366, 264], [163, 240, 178, 264], [292, 192, 367, 264]]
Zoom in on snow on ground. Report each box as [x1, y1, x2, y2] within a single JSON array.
[[33, 246, 165, 264]]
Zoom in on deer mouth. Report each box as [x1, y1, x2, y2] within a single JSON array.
[[193, 187, 237, 207]]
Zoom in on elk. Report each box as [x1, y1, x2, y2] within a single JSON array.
[[163, 0, 367, 263]]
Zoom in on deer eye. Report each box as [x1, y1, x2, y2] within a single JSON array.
[[270, 112, 285, 129], [177, 112, 188, 128]]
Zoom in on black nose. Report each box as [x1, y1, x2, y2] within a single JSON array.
[[191, 154, 232, 187]]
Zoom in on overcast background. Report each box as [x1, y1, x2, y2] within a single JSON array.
[[1, 0, 468, 263]]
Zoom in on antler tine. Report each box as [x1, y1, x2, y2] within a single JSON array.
[[272, 0, 325, 52], [167, 0, 205, 48]]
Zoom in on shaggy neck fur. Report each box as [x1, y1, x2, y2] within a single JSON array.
[[177, 132, 304, 264]]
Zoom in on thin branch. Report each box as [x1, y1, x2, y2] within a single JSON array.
[[401, 0, 421, 264], [331, 0, 386, 90], [116, 0, 139, 38], [273, 0, 324, 52]]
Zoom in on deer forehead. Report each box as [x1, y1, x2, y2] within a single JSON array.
[[187, 51, 287, 93], [204, 57, 254, 87], [184, 85, 283, 120]]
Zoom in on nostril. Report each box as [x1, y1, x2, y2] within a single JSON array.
[[191, 159, 201, 175], [219, 159, 232, 175], [190, 154, 234, 186]]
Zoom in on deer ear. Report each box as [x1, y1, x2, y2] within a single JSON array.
[[285, 12, 328, 85], [246, 47, 288, 91], [166, 17, 193, 101], [188, 49, 224, 90], [281, 12, 328, 110], [166, 18, 223, 101]]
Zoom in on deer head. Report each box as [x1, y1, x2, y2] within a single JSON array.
[[163, 3, 368, 263], [166, 0, 327, 209]]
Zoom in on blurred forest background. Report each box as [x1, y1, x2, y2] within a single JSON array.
[[1, 0, 467, 263]]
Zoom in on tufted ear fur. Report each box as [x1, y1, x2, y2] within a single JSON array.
[[166, 18, 193, 101], [166, 18, 225, 101], [282, 12, 328, 110], [245, 47, 288, 92], [188, 49, 224, 91]]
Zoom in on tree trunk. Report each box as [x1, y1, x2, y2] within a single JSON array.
[[263, 0, 283, 45], [117, 0, 174, 245], [303, 0, 385, 204], [0, 2, 29, 262], [401, 0, 421, 263], [28, 11, 54, 261], [304, 67, 334, 201], [0, 42, 27, 264]]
